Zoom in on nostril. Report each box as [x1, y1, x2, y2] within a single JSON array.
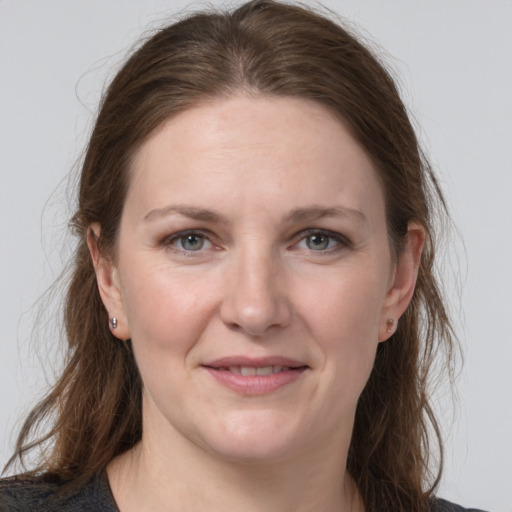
[[219, 262, 292, 335]]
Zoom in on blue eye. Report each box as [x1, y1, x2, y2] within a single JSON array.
[[296, 230, 347, 252], [179, 234, 205, 251], [305, 233, 332, 250], [163, 231, 213, 255]]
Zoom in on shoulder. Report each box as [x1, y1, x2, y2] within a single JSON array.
[[431, 497, 490, 512], [0, 472, 118, 512]]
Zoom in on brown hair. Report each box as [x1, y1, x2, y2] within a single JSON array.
[[6, 1, 456, 510]]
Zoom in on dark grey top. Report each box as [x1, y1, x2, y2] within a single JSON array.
[[0, 472, 117, 512], [0, 472, 489, 512]]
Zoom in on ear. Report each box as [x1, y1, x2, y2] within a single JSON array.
[[378, 222, 425, 342], [87, 223, 131, 341]]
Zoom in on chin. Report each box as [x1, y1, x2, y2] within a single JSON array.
[[197, 411, 307, 464], [204, 438, 298, 465]]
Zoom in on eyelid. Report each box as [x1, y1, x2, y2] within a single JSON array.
[[292, 228, 352, 251], [160, 227, 351, 254], [161, 229, 216, 255]]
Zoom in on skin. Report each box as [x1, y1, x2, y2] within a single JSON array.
[[89, 94, 423, 512]]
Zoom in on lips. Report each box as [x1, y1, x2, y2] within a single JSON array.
[[202, 356, 308, 395], [223, 365, 291, 376], [204, 356, 307, 369]]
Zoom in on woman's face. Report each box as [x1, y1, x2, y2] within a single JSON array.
[[95, 95, 419, 464]]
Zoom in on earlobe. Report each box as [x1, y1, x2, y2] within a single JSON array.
[[385, 318, 396, 335], [378, 222, 424, 342], [87, 224, 130, 340]]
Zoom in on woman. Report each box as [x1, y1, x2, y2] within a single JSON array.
[[0, 1, 489, 511]]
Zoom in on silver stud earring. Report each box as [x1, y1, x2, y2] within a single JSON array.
[[386, 318, 395, 334], [110, 317, 118, 329]]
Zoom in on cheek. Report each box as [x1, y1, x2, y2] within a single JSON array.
[[303, 265, 386, 339], [119, 258, 219, 366], [300, 269, 386, 391]]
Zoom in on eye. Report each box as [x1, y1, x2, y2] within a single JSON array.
[[295, 229, 349, 253], [163, 230, 214, 254], [305, 233, 333, 251], [179, 234, 206, 251]]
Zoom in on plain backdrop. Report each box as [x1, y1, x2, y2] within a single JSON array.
[[1, 1, 511, 510]]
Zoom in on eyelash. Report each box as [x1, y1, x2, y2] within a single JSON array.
[[161, 228, 351, 256], [295, 229, 352, 254], [162, 230, 215, 256]]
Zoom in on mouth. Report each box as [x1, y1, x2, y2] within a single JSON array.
[[202, 357, 309, 395], [212, 365, 301, 376]]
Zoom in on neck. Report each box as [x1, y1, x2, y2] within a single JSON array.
[[108, 442, 362, 512], [107, 409, 363, 512]]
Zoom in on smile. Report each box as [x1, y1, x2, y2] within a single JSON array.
[[202, 358, 308, 395], [216, 365, 292, 376]]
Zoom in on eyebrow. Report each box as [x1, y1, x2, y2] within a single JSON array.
[[142, 204, 367, 225], [285, 206, 367, 224], [143, 205, 228, 223]]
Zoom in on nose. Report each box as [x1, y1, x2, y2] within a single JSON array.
[[219, 244, 292, 336]]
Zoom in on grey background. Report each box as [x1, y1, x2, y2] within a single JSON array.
[[1, 1, 511, 510]]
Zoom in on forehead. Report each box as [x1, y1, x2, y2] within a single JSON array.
[[126, 94, 385, 224]]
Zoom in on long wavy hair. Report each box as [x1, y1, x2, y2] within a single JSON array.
[[6, 2, 456, 510]]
